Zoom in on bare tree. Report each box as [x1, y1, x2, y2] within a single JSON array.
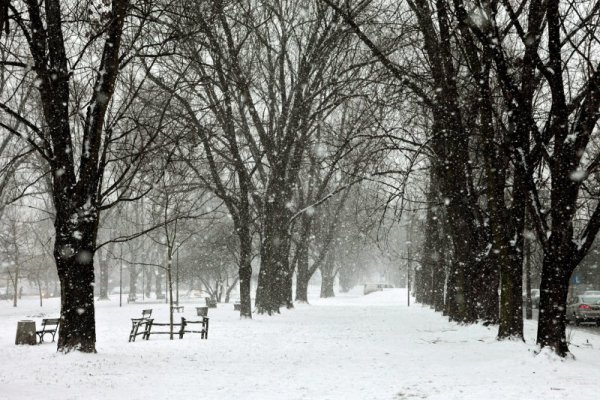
[[0, 0, 167, 352]]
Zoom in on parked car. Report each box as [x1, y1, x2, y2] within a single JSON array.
[[566, 295, 600, 326], [582, 290, 600, 296]]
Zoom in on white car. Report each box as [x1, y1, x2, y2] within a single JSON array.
[[583, 290, 600, 296]]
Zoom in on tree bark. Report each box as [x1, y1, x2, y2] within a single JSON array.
[[536, 252, 571, 356], [295, 237, 310, 303], [319, 252, 336, 298], [236, 207, 253, 318], [524, 239, 533, 320], [256, 172, 291, 314], [224, 275, 239, 304], [145, 267, 152, 298], [129, 265, 138, 301], [320, 273, 335, 298], [54, 216, 99, 353], [156, 271, 164, 299]]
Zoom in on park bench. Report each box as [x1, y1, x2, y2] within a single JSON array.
[[171, 305, 184, 313], [205, 297, 217, 308], [196, 306, 208, 316], [129, 309, 153, 342], [36, 318, 60, 343], [143, 316, 209, 340], [181, 317, 209, 339], [233, 302, 241, 311]]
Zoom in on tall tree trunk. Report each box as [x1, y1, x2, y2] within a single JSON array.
[[11, 221, 20, 308], [283, 268, 294, 308], [236, 211, 253, 318], [476, 256, 499, 325], [145, 267, 152, 298], [496, 178, 525, 339], [295, 237, 310, 303], [156, 271, 164, 299], [54, 216, 99, 353], [432, 259, 446, 313], [129, 265, 138, 301], [224, 276, 239, 304], [97, 247, 109, 300], [166, 254, 174, 340], [320, 272, 335, 298], [420, 171, 441, 307], [524, 239, 533, 320], [536, 252, 571, 356], [37, 276, 43, 307], [256, 172, 291, 314], [320, 252, 336, 298], [11, 266, 19, 308]]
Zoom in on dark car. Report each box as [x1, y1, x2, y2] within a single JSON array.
[[566, 295, 600, 326]]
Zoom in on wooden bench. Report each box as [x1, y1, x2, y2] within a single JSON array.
[[205, 297, 217, 308], [171, 305, 184, 313], [129, 310, 153, 342], [129, 318, 153, 342], [233, 302, 241, 311], [143, 317, 209, 340], [196, 306, 208, 316], [181, 317, 209, 339], [36, 318, 60, 343]]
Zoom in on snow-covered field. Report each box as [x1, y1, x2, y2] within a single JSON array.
[[1, 288, 600, 400]]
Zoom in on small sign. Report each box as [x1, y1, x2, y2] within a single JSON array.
[[571, 274, 582, 285]]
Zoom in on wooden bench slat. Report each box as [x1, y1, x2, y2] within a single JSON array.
[[136, 317, 209, 341]]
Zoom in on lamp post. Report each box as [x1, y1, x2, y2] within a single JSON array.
[[406, 211, 415, 307], [176, 246, 180, 306], [142, 265, 145, 302], [119, 246, 123, 307]]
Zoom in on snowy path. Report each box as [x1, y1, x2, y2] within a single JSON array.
[[1, 289, 600, 399]]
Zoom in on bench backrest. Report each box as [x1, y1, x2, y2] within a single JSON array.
[[42, 318, 60, 328], [142, 309, 152, 318]]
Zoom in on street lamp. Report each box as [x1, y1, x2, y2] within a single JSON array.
[[406, 211, 416, 307], [119, 246, 123, 307], [176, 246, 180, 306], [142, 265, 145, 302], [119, 246, 128, 307]]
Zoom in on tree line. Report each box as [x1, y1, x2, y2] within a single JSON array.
[[327, 0, 600, 357], [1, 0, 600, 359]]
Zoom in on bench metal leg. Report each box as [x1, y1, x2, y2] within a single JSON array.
[[143, 320, 153, 340], [129, 324, 139, 342]]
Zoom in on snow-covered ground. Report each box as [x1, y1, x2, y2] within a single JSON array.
[[1, 288, 600, 400]]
